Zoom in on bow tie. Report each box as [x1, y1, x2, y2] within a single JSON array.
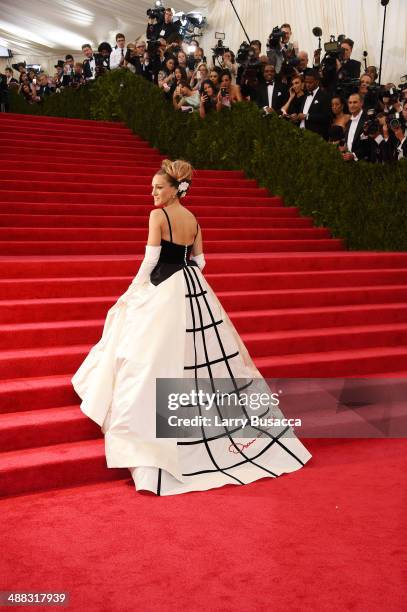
[[306, 90, 314, 96], [265, 81, 274, 86]]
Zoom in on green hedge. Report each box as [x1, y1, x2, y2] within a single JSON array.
[[9, 71, 407, 250]]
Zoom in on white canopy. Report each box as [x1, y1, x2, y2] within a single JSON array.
[[1, 0, 406, 84]]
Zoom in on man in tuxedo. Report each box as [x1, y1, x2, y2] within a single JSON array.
[[126, 41, 153, 82], [297, 68, 331, 139], [82, 44, 96, 80], [338, 38, 361, 80], [4, 67, 18, 87], [343, 93, 369, 161], [254, 64, 289, 114]]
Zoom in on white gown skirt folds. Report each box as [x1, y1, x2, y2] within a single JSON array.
[[71, 263, 312, 496]]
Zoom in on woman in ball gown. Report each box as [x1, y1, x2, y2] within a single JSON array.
[[71, 159, 312, 496]]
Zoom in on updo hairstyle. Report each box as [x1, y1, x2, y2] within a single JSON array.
[[156, 159, 194, 189]]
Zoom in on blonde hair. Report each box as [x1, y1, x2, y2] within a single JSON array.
[[157, 158, 194, 187]]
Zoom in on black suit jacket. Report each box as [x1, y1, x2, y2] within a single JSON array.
[[338, 59, 361, 80], [299, 88, 331, 140], [343, 112, 370, 160], [255, 80, 289, 112], [82, 58, 94, 80], [126, 55, 153, 82]]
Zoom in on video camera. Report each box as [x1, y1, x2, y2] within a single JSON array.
[[266, 27, 285, 51], [212, 39, 229, 59], [146, 6, 165, 22], [236, 41, 259, 65]]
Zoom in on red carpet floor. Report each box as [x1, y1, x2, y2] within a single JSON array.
[[1, 113, 406, 610]]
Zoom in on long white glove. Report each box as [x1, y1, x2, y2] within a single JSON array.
[[117, 245, 161, 306], [190, 252, 206, 271], [132, 244, 162, 286]]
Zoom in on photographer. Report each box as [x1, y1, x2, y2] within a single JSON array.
[[387, 104, 407, 159], [216, 69, 242, 111], [32, 72, 53, 102], [176, 51, 192, 80], [219, 50, 238, 83], [199, 79, 218, 118], [172, 79, 200, 112], [160, 8, 180, 40], [236, 43, 263, 98], [297, 68, 331, 139], [209, 67, 222, 89], [254, 63, 289, 115], [126, 41, 153, 81], [71, 63, 85, 88], [337, 39, 361, 80], [5, 67, 18, 87], [267, 24, 298, 75], [190, 63, 210, 91], [82, 44, 96, 80], [157, 56, 177, 98], [110, 33, 126, 70], [97, 42, 112, 74]]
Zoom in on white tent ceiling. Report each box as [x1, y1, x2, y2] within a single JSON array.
[[0, 0, 206, 56], [1, 0, 406, 84]]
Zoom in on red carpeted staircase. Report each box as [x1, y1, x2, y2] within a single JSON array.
[[1, 112, 407, 498]]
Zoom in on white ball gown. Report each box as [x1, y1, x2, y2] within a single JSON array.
[[71, 208, 312, 496]]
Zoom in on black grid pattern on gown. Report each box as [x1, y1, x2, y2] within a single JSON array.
[[156, 265, 305, 494]]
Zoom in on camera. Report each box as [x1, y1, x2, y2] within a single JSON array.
[[266, 27, 285, 51], [147, 7, 165, 21], [220, 87, 228, 97], [211, 39, 229, 58]]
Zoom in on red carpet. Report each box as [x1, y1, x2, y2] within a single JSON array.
[[0, 113, 406, 610]]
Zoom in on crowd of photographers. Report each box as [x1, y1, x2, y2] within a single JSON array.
[[1, 5, 407, 163]]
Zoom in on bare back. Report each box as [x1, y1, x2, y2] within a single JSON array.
[[160, 205, 203, 255]]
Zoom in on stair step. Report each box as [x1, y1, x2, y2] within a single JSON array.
[[0, 438, 126, 498], [0, 374, 78, 413], [0, 159, 246, 177], [0, 239, 344, 256], [1, 269, 407, 300], [0, 180, 271, 197], [0, 405, 101, 452], [0, 214, 313, 229], [0, 191, 280, 205], [2, 284, 407, 323], [0, 171, 256, 188], [1, 252, 407, 279], [0, 201, 287, 215], [0, 113, 130, 128], [255, 346, 407, 377], [0, 227, 330, 241]]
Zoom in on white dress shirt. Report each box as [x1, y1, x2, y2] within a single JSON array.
[[110, 46, 126, 70], [263, 82, 275, 110], [86, 57, 96, 80], [300, 86, 319, 128], [397, 135, 407, 160], [347, 109, 364, 153]]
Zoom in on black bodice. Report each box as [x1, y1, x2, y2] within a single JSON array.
[[150, 208, 199, 286]]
